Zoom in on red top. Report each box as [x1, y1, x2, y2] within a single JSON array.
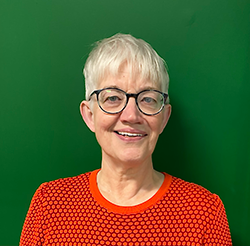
[[20, 170, 232, 246]]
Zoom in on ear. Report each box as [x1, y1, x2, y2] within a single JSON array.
[[80, 100, 95, 132], [159, 104, 171, 134]]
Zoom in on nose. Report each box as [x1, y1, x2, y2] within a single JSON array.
[[119, 97, 143, 124]]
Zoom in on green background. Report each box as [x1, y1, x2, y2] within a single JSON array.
[[1, 0, 249, 245]]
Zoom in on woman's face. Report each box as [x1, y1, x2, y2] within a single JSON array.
[[81, 65, 171, 166]]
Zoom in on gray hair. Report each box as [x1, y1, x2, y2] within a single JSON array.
[[83, 33, 170, 103]]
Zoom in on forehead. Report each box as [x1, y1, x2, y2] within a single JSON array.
[[97, 64, 161, 92]]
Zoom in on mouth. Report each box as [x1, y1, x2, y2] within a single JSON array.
[[114, 131, 147, 138]]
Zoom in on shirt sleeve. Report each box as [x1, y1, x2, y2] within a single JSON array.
[[20, 183, 47, 246], [203, 194, 232, 246]]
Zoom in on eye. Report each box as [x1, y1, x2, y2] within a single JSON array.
[[141, 96, 157, 104], [102, 95, 123, 105], [107, 96, 119, 102], [99, 88, 125, 107]]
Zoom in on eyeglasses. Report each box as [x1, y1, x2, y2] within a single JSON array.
[[89, 87, 168, 116]]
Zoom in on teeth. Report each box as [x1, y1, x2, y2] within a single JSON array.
[[117, 131, 143, 137]]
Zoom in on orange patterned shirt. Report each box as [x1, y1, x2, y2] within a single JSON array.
[[20, 170, 232, 246]]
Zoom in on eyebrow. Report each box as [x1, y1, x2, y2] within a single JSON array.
[[141, 86, 159, 91], [103, 85, 120, 89], [102, 85, 159, 91]]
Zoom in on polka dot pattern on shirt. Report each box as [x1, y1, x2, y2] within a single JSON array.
[[20, 170, 232, 246]]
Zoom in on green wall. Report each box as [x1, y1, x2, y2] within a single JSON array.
[[1, 0, 249, 245]]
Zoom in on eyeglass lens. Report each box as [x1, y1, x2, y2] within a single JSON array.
[[98, 88, 164, 115]]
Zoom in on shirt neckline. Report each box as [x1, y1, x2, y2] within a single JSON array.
[[89, 169, 172, 214]]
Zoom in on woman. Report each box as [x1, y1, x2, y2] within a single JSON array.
[[20, 33, 232, 246]]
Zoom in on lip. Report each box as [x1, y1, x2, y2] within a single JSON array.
[[114, 128, 147, 141]]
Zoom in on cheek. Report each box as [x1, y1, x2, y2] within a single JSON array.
[[149, 117, 164, 135], [93, 113, 117, 134]]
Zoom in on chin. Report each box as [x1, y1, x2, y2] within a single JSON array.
[[116, 149, 151, 165]]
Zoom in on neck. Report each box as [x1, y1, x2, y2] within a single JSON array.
[[96, 155, 164, 206]]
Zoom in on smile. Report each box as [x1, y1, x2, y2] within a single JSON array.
[[115, 131, 146, 137]]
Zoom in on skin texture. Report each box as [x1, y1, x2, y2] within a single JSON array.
[[80, 65, 171, 206]]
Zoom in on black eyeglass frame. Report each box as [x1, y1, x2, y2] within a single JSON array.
[[89, 87, 169, 116]]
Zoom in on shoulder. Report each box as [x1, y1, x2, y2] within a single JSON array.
[[35, 171, 93, 198], [170, 175, 218, 197], [167, 176, 223, 211]]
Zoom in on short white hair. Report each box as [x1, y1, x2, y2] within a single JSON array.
[[83, 33, 170, 103]]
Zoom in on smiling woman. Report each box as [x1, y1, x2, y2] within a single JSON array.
[[81, 62, 171, 171], [20, 34, 232, 246]]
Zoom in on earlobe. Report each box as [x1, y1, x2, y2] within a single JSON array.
[[160, 104, 171, 134], [80, 101, 95, 132]]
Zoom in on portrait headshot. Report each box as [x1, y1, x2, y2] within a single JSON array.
[[0, 1, 249, 246], [19, 33, 232, 245]]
